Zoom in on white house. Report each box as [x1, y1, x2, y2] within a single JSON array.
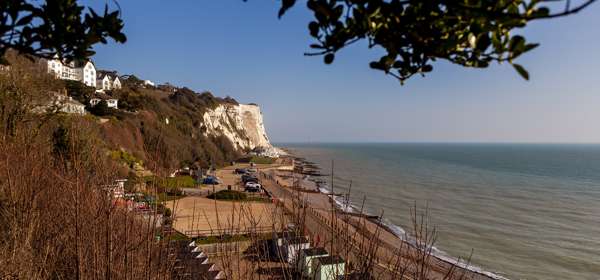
[[97, 71, 122, 91], [35, 93, 86, 115], [90, 98, 119, 109], [312, 255, 345, 280], [60, 97, 86, 115], [46, 57, 96, 87], [106, 99, 119, 109], [113, 77, 122, 89]]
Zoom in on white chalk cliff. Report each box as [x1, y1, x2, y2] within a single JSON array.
[[202, 103, 274, 152]]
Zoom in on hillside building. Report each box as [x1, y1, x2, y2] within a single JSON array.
[[44, 57, 123, 93], [97, 71, 122, 91], [90, 98, 119, 109], [46, 57, 97, 87], [33, 93, 86, 115]]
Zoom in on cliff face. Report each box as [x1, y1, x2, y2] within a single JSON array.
[[202, 103, 273, 152]]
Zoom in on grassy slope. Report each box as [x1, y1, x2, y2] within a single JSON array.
[[79, 81, 243, 175]]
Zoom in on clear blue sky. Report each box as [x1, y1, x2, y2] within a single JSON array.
[[89, 1, 600, 143]]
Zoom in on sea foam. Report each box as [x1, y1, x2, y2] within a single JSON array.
[[314, 178, 509, 280]]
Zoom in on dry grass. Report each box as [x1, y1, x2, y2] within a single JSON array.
[[0, 55, 179, 279], [0, 52, 479, 280], [166, 196, 278, 237]]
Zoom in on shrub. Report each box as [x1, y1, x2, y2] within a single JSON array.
[[165, 175, 196, 188], [89, 100, 112, 116], [110, 149, 142, 168], [207, 190, 247, 201], [250, 156, 274, 164], [65, 80, 95, 104]]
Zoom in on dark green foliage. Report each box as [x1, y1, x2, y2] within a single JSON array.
[[222, 96, 239, 105], [65, 80, 95, 104], [207, 190, 247, 201], [272, 0, 596, 83], [52, 124, 70, 159], [250, 156, 274, 164], [0, 1, 126, 64], [193, 234, 257, 245], [168, 88, 222, 111], [165, 176, 196, 189], [104, 85, 242, 172], [112, 87, 147, 112], [50, 118, 99, 167], [121, 75, 144, 88], [90, 100, 111, 116]]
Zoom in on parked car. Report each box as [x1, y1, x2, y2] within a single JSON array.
[[245, 182, 261, 192], [242, 174, 258, 184], [245, 181, 261, 188], [202, 176, 220, 185], [234, 168, 248, 174], [245, 187, 260, 193]]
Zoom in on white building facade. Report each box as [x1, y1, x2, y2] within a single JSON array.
[[97, 71, 122, 91], [90, 98, 119, 109], [47, 58, 96, 87], [313, 256, 345, 280], [35, 93, 86, 115]]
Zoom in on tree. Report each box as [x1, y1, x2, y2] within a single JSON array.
[[272, 0, 596, 83], [90, 100, 111, 116], [65, 80, 95, 104], [0, 0, 126, 64], [121, 74, 144, 88]]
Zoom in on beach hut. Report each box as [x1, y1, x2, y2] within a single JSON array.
[[312, 255, 345, 280], [283, 236, 310, 264], [269, 230, 299, 258], [297, 247, 329, 277]]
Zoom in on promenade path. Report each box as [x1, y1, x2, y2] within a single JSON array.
[[256, 167, 497, 280]]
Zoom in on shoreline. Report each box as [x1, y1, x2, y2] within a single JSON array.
[[278, 148, 509, 280]]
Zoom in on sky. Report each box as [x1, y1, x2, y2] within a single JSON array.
[[88, 1, 600, 143]]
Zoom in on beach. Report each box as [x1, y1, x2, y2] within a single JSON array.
[[165, 153, 503, 279], [256, 158, 498, 280], [281, 143, 600, 280], [165, 143, 600, 280]]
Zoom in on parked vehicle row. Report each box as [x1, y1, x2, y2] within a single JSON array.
[[238, 168, 263, 193], [242, 174, 258, 184], [234, 168, 258, 174]]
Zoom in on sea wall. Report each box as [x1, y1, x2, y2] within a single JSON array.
[[202, 103, 273, 152]]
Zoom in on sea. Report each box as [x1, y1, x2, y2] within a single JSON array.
[[279, 143, 600, 280]]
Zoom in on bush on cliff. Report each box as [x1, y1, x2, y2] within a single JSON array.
[[207, 190, 247, 201], [89, 100, 112, 116], [65, 80, 95, 105]]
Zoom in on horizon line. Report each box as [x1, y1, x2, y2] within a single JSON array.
[[272, 141, 600, 145]]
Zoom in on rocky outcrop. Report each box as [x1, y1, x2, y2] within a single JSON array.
[[202, 103, 273, 152]]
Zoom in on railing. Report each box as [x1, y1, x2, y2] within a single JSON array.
[[184, 226, 273, 238]]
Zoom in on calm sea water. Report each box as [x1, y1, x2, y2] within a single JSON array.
[[280, 143, 600, 280]]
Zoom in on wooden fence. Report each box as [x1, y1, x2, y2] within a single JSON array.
[[184, 226, 273, 238]]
